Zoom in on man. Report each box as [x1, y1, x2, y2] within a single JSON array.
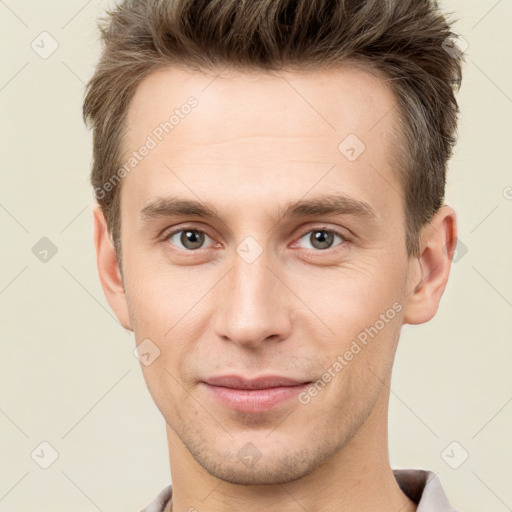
[[83, 0, 464, 510]]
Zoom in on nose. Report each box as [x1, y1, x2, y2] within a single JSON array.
[[213, 250, 293, 349]]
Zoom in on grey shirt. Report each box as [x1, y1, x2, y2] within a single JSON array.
[[141, 469, 458, 512]]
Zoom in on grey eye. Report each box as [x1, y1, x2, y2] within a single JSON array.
[[297, 230, 344, 250], [169, 229, 211, 250]]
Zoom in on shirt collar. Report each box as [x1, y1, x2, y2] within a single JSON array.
[[393, 469, 458, 511]]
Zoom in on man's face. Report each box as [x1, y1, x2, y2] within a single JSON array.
[[118, 65, 415, 484]]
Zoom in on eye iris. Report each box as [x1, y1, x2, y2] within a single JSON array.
[[181, 230, 204, 250], [311, 230, 334, 249]]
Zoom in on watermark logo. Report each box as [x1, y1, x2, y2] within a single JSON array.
[[32, 237, 58, 263], [31, 441, 59, 469], [441, 441, 469, 469], [236, 235, 264, 264], [442, 31, 468, 59], [443, 237, 468, 263], [31, 31, 59, 59], [133, 338, 161, 366], [237, 442, 262, 468], [338, 133, 366, 162]]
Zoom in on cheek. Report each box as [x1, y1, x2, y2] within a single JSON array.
[[123, 251, 201, 336], [294, 264, 403, 329], [295, 266, 406, 387], [138, 362, 194, 429]]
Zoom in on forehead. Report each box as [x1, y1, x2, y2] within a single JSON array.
[[121, 64, 401, 222], [125, 63, 396, 146]]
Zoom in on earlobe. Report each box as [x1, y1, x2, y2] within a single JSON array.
[[402, 205, 458, 325], [92, 205, 133, 331]]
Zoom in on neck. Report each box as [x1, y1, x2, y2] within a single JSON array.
[[165, 387, 416, 512]]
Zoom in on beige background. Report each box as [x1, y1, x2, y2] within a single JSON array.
[[1, 0, 511, 510]]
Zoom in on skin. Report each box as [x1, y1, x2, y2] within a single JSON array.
[[93, 64, 457, 512]]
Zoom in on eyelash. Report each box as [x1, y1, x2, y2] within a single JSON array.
[[162, 224, 351, 254]]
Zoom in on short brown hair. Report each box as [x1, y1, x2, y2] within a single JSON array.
[[83, 0, 464, 260]]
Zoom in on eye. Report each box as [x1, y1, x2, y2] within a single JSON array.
[[167, 228, 214, 251], [296, 229, 346, 250]]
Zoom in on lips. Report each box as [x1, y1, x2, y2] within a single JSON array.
[[203, 375, 310, 390], [201, 374, 312, 413]]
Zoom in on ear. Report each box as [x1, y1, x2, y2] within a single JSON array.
[[92, 205, 133, 331], [402, 205, 458, 325]]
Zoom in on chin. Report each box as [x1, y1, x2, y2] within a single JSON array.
[[184, 431, 340, 486], [197, 453, 321, 485]]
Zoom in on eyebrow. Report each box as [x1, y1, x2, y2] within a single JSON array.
[[140, 193, 379, 224]]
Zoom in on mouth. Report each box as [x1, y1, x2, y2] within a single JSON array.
[[200, 375, 313, 413]]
